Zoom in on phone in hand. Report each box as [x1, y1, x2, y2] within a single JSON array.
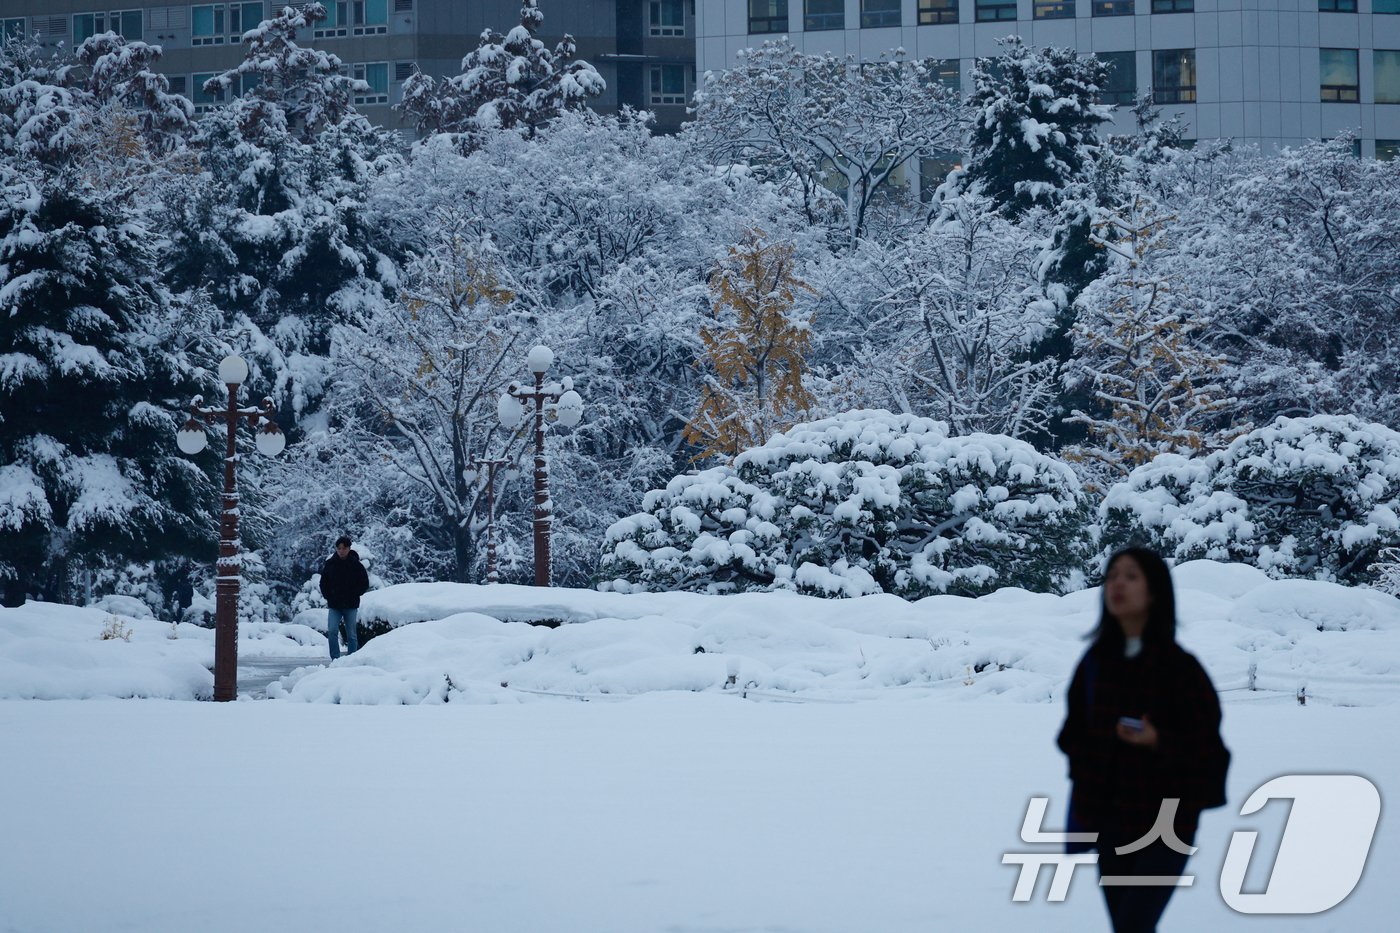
[[1118, 716, 1145, 732]]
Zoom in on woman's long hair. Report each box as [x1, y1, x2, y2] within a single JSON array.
[[1092, 547, 1178, 653]]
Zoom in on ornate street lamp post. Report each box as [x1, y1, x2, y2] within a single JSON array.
[[463, 455, 518, 584], [496, 345, 583, 587], [176, 354, 286, 701]]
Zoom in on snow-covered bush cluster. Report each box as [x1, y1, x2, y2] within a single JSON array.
[[601, 411, 1093, 598], [3, 14, 1399, 614], [1102, 416, 1400, 585]]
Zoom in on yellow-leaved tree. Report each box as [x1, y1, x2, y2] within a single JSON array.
[[684, 230, 816, 460]]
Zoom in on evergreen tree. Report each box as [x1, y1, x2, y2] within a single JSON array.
[[0, 46, 211, 606], [956, 37, 1112, 295], [684, 231, 816, 460], [399, 0, 605, 152], [71, 32, 193, 153]]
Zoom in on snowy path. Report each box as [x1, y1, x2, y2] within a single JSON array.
[[1, 697, 1395, 933]]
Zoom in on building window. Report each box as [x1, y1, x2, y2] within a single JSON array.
[[976, 0, 1018, 21], [932, 59, 961, 93], [1152, 48, 1196, 103], [1034, 0, 1075, 18], [919, 151, 963, 203], [1151, 0, 1192, 11], [193, 4, 264, 46], [2, 17, 24, 39], [315, 1, 385, 37], [1320, 48, 1359, 102], [650, 64, 687, 105], [748, 0, 788, 33], [193, 72, 224, 113], [1377, 140, 1399, 160], [1093, 0, 1133, 14], [1318, 0, 1356, 10], [353, 62, 389, 104], [862, 0, 902, 27], [73, 10, 143, 44], [1375, 50, 1400, 103], [1098, 51, 1136, 105], [919, 0, 958, 24], [394, 0, 413, 10], [805, 0, 844, 30], [1376, 0, 1400, 12], [394, 61, 417, 82], [649, 0, 685, 36]]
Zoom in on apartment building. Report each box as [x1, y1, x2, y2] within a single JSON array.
[[0, 1, 698, 134], [700, 0, 1400, 158]]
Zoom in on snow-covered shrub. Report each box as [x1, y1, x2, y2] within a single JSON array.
[[600, 410, 1093, 598], [1101, 415, 1400, 584]]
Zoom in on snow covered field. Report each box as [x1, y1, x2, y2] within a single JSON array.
[[2, 561, 1398, 930]]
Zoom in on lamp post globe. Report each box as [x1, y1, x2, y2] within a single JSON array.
[[527, 345, 554, 374], [497, 392, 524, 428], [177, 418, 209, 455], [255, 422, 287, 457], [218, 354, 249, 385], [555, 390, 583, 428]]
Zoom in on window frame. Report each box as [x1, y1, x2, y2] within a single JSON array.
[[1098, 51, 1137, 106], [1151, 0, 1193, 11], [1092, 0, 1134, 15], [804, 0, 845, 30], [649, 0, 686, 36], [74, 9, 144, 44], [1152, 48, 1197, 104], [918, 0, 959, 24], [975, 0, 1019, 22], [352, 61, 390, 105], [649, 63, 688, 105], [2, 17, 25, 39], [1033, 0, 1075, 18], [1376, 140, 1399, 160], [1318, 0, 1357, 11], [1374, 49, 1400, 104], [748, 0, 789, 33], [861, 0, 902, 27], [1319, 48, 1360, 103]]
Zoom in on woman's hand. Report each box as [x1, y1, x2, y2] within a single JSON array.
[[1116, 714, 1159, 750]]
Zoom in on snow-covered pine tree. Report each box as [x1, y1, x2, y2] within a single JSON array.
[[398, 0, 605, 152], [70, 32, 193, 153], [684, 230, 816, 460], [0, 45, 212, 606], [603, 411, 1093, 598], [954, 37, 1112, 295], [1063, 195, 1236, 490]]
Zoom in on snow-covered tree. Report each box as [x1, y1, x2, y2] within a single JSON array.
[[398, 0, 605, 152], [685, 230, 816, 460], [70, 32, 193, 153], [835, 193, 1057, 438], [602, 411, 1093, 598], [206, 3, 365, 145], [1101, 415, 1400, 585], [953, 37, 1111, 293], [690, 39, 967, 246], [0, 49, 212, 606], [1063, 195, 1236, 489], [335, 224, 530, 581]]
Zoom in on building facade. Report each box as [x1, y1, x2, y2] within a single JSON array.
[[699, 0, 1400, 158], [0, 1, 697, 134]]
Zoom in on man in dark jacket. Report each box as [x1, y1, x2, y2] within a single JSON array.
[[320, 535, 370, 660]]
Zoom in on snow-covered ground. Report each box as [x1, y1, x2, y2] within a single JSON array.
[[2, 561, 1398, 930]]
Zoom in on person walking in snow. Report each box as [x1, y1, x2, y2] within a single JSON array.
[[320, 535, 370, 660], [1057, 547, 1230, 933]]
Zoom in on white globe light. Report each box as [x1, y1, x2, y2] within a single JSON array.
[[527, 345, 554, 374], [176, 420, 208, 455], [555, 389, 583, 428], [503, 467, 521, 482], [256, 423, 286, 457], [218, 354, 249, 385], [561, 376, 573, 391], [497, 392, 523, 428], [463, 467, 479, 484]]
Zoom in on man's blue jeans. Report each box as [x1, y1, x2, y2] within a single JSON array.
[[327, 607, 359, 660]]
